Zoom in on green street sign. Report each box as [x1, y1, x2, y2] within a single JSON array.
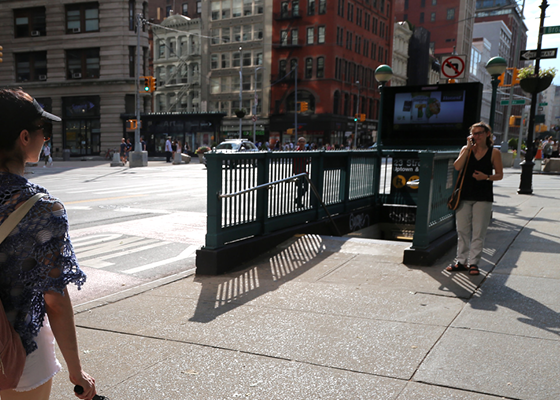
[[539, 102, 548, 106], [544, 26, 560, 35], [501, 99, 526, 105]]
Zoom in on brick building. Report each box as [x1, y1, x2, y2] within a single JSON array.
[[269, 0, 394, 147]]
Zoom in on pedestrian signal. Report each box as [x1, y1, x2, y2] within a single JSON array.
[[512, 68, 520, 86], [360, 113, 366, 122], [126, 119, 138, 130]]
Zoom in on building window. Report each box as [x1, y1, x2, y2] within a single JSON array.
[[66, 48, 100, 79], [244, 25, 253, 41], [281, 30, 288, 46], [255, 24, 263, 40], [333, 91, 340, 114], [308, 0, 316, 15], [15, 51, 47, 82], [307, 27, 314, 44], [420, 12, 424, 23], [211, 54, 218, 69], [222, 53, 230, 68], [66, 3, 99, 34], [244, 0, 253, 15], [14, 7, 46, 38], [233, 26, 241, 41], [319, 0, 326, 14], [243, 51, 252, 66], [432, 0, 437, 4], [233, 0, 242, 17], [421, 0, 425, 7], [233, 52, 241, 67], [305, 57, 313, 78], [317, 57, 325, 78], [291, 29, 298, 45], [182, 3, 188, 15], [404, 0, 408, 9], [129, 1, 136, 30], [255, 52, 263, 65], [318, 26, 325, 44], [431, 12, 435, 21], [211, 1, 220, 20], [128, 46, 135, 77], [447, 8, 455, 20], [279, 59, 287, 78], [197, 0, 202, 14]]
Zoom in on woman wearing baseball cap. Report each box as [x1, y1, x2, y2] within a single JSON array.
[[0, 89, 97, 400]]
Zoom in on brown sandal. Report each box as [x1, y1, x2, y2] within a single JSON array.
[[469, 265, 480, 275]]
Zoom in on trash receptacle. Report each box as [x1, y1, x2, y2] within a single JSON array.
[[63, 149, 71, 161]]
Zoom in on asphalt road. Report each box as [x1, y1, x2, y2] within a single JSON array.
[[25, 160, 208, 306]]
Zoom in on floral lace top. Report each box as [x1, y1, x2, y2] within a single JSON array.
[[0, 173, 86, 355]]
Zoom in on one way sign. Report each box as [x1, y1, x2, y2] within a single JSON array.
[[519, 48, 558, 61]]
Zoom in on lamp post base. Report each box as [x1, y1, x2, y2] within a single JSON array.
[[517, 160, 534, 195]]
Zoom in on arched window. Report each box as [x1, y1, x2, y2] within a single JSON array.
[[305, 57, 313, 79], [343, 92, 349, 115], [333, 90, 340, 115]]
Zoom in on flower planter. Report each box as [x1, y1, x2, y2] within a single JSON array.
[[519, 75, 553, 94]]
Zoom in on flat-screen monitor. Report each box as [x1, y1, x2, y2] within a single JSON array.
[[380, 82, 483, 148]]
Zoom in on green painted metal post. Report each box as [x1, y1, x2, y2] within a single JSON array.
[[412, 151, 435, 249], [204, 152, 223, 249]]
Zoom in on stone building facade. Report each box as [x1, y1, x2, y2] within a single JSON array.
[[0, 0, 150, 157]]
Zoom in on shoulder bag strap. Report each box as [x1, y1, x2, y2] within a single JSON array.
[[0, 193, 46, 244], [452, 148, 472, 192]]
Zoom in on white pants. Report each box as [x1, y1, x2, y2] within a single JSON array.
[[455, 200, 492, 266], [14, 318, 61, 392]]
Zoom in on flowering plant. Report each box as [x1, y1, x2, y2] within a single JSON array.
[[517, 66, 557, 80], [195, 146, 211, 154]]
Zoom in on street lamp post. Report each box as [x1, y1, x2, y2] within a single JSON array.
[[374, 65, 393, 150], [353, 80, 360, 149], [485, 56, 508, 132], [253, 66, 263, 143], [374, 65, 393, 201], [519, 0, 549, 195], [239, 46, 243, 139]]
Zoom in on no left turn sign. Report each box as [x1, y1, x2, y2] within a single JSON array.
[[440, 55, 467, 79]]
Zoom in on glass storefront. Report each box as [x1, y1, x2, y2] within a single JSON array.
[[62, 96, 101, 155]]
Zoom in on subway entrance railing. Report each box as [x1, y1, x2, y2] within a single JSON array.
[[196, 149, 459, 275]]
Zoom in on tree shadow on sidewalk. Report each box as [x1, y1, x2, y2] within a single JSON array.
[[189, 234, 344, 323]]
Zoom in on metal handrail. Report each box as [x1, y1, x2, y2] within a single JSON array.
[[219, 173, 342, 236]]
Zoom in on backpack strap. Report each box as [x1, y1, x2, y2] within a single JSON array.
[[0, 193, 46, 244]]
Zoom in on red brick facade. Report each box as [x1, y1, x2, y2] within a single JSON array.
[[270, 0, 394, 147]]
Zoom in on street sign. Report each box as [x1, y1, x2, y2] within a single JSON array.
[[500, 99, 526, 105], [544, 26, 560, 35], [440, 55, 467, 79], [519, 48, 558, 61], [539, 102, 548, 107]]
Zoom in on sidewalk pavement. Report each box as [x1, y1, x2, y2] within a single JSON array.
[[51, 169, 560, 400]]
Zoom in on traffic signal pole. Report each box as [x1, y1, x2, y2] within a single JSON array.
[[135, 13, 142, 153]]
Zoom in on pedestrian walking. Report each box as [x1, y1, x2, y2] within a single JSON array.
[[165, 136, 172, 163], [119, 138, 127, 164], [0, 89, 97, 399], [293, 137, 309, 208], [446, 122, 503, 276], [42, 140, 52, 167]]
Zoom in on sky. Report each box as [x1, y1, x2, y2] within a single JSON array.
[[522, 0, 560, 85]]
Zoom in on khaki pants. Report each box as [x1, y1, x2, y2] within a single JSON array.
[[455, 200, 492, 266]]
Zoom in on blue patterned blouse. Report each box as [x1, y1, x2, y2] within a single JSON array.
[[0, 172, 86, 355]]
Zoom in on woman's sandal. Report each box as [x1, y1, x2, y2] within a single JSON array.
[[446, 262, 467, 272], [469, 265, 480, 276]]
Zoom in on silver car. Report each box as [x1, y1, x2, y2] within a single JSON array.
[[203, 139, 259, 167]]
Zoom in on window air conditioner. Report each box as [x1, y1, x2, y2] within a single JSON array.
[[31, 31, 41, 37], [72, 73, 82, 79], [38, 75, 47, 81], [72, 28, 81, 33]]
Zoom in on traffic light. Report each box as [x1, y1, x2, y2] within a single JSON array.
[[360, 113, 366, 122], [126, 119, 138, 130], [287, 128, 294, 135], [497, 72, 505, 87], [0, 45, 3, 63], [509, 115, 521, 127], [512, 68, 520, 86], [300, 101, 308, 112], [354, 114, 359, 122], [150, 77, 156, 92], [144, 76, 152, 93]]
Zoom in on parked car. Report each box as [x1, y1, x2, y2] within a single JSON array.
[[202, 139, 259, 167]]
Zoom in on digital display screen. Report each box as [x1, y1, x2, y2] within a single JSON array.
[[380, 82, 483, 148]]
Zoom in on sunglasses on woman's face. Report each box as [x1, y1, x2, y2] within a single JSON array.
[[29, 122, 52, 140]]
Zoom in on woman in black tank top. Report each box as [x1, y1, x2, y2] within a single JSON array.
[[445, 122, 504, 276]]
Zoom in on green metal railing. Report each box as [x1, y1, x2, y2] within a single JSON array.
[[204, 149, 459, 252], [205, 150, 379, 249]]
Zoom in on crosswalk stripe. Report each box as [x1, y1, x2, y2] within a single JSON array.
[[77, 237, 158, 258], [122, 245, 197, 274]]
